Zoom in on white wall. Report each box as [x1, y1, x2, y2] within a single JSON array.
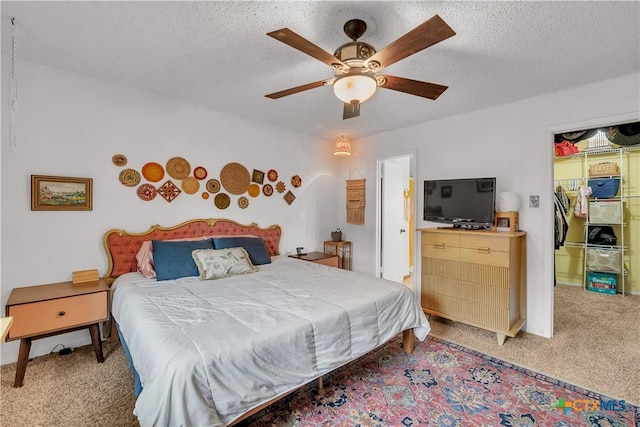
[[0, 59, 341, 363], [341, 72, 640, 338]]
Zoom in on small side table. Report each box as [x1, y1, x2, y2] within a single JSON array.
[[5, 279, 110, 387], [324, 240, 352, 270]]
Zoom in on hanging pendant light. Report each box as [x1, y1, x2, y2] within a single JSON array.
[[333, 134, 352, 156]]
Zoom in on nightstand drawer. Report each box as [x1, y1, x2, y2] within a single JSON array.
[[8, 292, 108, 339]]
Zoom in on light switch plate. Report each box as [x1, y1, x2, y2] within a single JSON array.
[[529, 195, 540, 208]]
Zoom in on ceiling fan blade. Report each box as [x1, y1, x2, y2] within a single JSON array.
[[265, 79, 334, 99], [267, 28, 348, 70], [364, 15, 455, 70], [378, 75, 448, 100], [343, 101, 361, 120]]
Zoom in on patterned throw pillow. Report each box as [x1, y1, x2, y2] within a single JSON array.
[[191, 247, 258, 280]]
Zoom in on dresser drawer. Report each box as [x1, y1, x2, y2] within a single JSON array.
[[422, 232, 460, 248], [461, 234, 510, 252], [8, 292, 108, 339], [422, 243, 460, 261], [461, 247, 510, 268]]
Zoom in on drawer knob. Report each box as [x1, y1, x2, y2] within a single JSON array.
[[476, 246, 491, 254], [58, 311, 66, 316]]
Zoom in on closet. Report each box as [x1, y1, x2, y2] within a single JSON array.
[[554, 125, 640, 296]]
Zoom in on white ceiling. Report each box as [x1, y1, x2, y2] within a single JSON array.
[[1, 1, 639, 141]]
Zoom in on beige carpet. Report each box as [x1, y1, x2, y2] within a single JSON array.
[[1, 285, 638, 426]]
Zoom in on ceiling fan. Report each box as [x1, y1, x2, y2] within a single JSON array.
[[265, 15, 456, 120]]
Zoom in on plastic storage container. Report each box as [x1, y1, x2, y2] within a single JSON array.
[[588, 178, 620, 198]]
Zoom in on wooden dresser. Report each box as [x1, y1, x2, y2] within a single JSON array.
[[419, 228, 527, 345]]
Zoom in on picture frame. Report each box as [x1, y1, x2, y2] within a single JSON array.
[[31, 175, 93, 211], [494, 211, 519, 233]]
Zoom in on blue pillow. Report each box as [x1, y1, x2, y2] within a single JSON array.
[[152, 239, 214, 281], [212, 237, 271, 265]]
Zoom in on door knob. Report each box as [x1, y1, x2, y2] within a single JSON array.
[[400, 229, 406, 233]]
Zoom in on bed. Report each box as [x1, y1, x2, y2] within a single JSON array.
[[103, 218, 430, 426]]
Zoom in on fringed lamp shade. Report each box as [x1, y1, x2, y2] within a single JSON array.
[[334, 135, 352, 156]]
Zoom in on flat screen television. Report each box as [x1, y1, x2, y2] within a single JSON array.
[[423, 177, 496, 229]]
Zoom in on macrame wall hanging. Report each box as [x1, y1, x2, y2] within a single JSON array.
[[346, 179, 366, 225]]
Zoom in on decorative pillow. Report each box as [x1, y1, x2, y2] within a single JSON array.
[[191, 247, 258, 280], [136, 235, 258, 278], [212, 237, 271, 265], [152, 239, 215, 281]]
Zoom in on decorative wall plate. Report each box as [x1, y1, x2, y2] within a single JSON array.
[[238, 196, 249, 209], [181, 176, 200, 194], [267, 169, 278, 182], [291, 175, 302, 188], [157, 180, 181, 202], [201, 192, 210, 200], [119, 169, 141, 187], [142, 162, 165, 182], [283, 190, 296, 205], [206, 179, 221, 194], [194, 166, 208, 180], [262, 184, 273, 196], [214, 193, 231, 209], [248, 183, 260, 197], [276, 181, 286, 193], [136, 183, 157, 201], [220, 162, 250, 195], [112, 154, 127, 167], [252, 169, 265, 184], [166, 157, 191, 180]]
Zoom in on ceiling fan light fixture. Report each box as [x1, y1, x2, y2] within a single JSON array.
[[333, 134, 352, 156], [333, 74, 377, 104]]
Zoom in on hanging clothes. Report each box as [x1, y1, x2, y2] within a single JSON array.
[[554, 193, 569, 249], [555, 184, 570, 213], [574, 185, 592, 219]]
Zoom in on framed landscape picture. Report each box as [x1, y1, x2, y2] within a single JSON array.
[[31, 175, 93, 211]]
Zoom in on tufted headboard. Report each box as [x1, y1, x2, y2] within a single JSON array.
[[103, 218, 281, 283]]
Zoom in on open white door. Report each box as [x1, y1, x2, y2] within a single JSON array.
[[380, 157, 410, 283]]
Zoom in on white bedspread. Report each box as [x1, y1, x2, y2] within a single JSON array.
[[112, 256, 430, 426]]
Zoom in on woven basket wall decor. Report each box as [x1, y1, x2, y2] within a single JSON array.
[[346, 179, 366, 225], [220, 162, 251, 195]]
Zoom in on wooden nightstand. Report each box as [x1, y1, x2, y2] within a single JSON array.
[[323, 240, 352, 270], [288, 251, 339, 268], [5, 279, 110, 387]]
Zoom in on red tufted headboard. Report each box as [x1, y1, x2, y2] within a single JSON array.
[[103, 218, 281, 283]]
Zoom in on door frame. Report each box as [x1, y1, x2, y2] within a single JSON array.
[[547, 111, 638, 337], [375, 150, 418, 289]]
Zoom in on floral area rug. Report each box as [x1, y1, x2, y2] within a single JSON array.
[[243, 335, 638, 426]]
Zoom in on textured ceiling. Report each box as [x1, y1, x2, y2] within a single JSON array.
[[1, 1, 639, 141]]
